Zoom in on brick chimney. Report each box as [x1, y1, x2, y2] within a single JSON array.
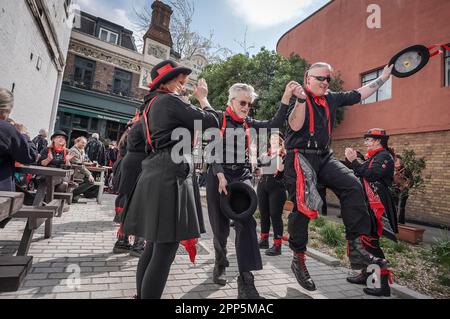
[[144, 0, 173, 48]]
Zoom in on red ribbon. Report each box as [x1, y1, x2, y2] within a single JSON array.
[[148, 64, 175, 89], [181, 238, 198, 264], [428, 43, 450, 58]]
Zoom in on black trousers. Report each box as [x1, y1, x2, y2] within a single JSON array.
[[285, 151, 371, 253], [257, 175, 286, 239], [206, 167, 262, 273], [73, 179, 98, 198]]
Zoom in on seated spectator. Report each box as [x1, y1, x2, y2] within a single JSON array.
[[68, 137, 99, 202], [0, 88, 37, 191], [39, 130, 73, 192]]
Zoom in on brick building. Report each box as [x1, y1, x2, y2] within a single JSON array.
[[0, 0, 72, 137], [277, 0, 450, 226], [56, 0, 208, 143]]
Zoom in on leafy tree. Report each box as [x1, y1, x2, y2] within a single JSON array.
[[200, 48, 346, 123]]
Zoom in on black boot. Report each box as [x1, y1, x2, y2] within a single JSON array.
[[347, 269, 369, 285], [129, 239, 145, 257], [291, 253, 316, 291], [237, 272, 264, 299], [213, 264, 227, 286], [258, 234, 269, 249], [113, 237, 131, 254], [347, 236, 378, 270], [363, 260, 392, 297], [265, 239, 282, 256]]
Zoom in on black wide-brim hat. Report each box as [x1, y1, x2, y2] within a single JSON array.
[[364, 128, 389, 140], [148, 60, 192, 91], [50, 130, 68, 141], [389, 45, 430, 78], [220, 181, 258, 221]]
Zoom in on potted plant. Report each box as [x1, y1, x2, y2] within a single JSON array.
[[392, 149, 426, 244]]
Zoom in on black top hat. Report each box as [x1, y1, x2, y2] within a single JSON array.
[[220, 181, 258, 221], [148, 60, 192, 91], [389, 45, 430, 78], [50, 130, 68, 141], [364, 128, 389, 140]]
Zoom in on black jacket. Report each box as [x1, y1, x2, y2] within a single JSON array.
[[32, 135, 48, 154], [0, 120, 38, 191], [86, 139, 106, 166]]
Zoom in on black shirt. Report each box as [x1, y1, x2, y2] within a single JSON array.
[[39, 147, 67, 168], [351, 149, 394, 187], [143, 90, 219, 151], [126, 122, 146, 153], [209, 103, 289, 175], [285, 90, 361, 150]]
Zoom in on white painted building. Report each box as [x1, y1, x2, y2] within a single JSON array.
[[0, 0, 73, 137]]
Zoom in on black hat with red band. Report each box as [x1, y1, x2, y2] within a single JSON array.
[[148, 60, 192, 91], [364, 128, 389, 140]]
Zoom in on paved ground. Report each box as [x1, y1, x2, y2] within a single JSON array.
[[0, 194, 396, 299]]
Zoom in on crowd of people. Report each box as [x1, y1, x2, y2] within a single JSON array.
[[0, 57, 412, 300]]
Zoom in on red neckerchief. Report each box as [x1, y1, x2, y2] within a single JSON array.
[[304, 87, 331, 143], [366, 147, 385, 159], [221, 106, 251, 153], [48, 146, 67, 161]]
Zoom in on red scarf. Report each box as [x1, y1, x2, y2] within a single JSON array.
[[221, 106, 251, 153], [305, 87, 328, 108], [226, 106, 245, 123], [48, 146, 67, 161], [366, 147, 384, 159]]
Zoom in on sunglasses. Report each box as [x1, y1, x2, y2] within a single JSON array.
[[309, 75, 332, 83], [235, 99, 252, 108]]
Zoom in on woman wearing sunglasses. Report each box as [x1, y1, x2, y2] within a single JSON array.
[[284, 62, 394, 294], [206, 81, 302, 299]]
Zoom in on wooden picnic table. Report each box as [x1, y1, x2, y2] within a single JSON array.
[[12, 165, 74, 256], [0, 191, 33, 293], [72, 164, 109, 204]]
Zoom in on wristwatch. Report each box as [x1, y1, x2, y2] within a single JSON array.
[[297, 98, 306, 104]]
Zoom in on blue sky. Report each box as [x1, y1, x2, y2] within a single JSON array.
[[75, 0, 330, 55]]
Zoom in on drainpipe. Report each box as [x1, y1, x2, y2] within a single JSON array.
[[48, 70, 64, 135]]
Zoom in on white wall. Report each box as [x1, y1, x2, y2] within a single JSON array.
[[0, 0, 71, 137]]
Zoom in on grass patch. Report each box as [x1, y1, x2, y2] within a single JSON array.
[[319, 222, 345, 247], [398, 269, 417, 281], [311, 215, 327, 228]]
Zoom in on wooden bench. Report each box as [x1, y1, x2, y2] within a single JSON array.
[[54, 192, 73, 206], [0, 192, 33, 292], [0, 256, 33, 293]]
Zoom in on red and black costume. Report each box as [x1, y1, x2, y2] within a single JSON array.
[[257, 149, 287, 256], [206, 103, 288, 298], [285, 89, 387, 291]]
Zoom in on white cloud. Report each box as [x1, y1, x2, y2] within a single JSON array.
[[226, 0, 316, 28]]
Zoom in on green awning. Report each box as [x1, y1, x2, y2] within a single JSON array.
[[58, 106, 131, 124]]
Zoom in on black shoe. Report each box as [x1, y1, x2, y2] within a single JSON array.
[[237, 272, 264, 299], [213, 264, 227, 286], [347, 269, 369, 285], [113, 239, 131, 254], [347, 236, 377, 270], [258, 236, 269, 249], [291, 253, 316, 291], [129, 240, 145, 258], [265, 244, 281, 256], [363, 271, 391, 297]]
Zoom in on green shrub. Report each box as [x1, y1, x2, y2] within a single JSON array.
[[335, 244, 346, 260], [319, 223, 345, 247], [311, 216, 327, 228], [431, 236, 450, 268]]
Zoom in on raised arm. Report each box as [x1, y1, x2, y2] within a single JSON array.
[[357, 65, 393, 101]]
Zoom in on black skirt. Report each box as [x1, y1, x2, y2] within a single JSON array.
[[122, 148, 205, 243]]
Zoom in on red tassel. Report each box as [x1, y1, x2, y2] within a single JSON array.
[[380, 269, 397, 285], [273, 239, 282, 247], [181, 238, 198, 264], [260, 233, 269, 240]]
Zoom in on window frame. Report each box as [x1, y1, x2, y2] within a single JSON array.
[[361, 68, 392, 104], [113, 68, 132, 97], [99, 27, 119, 45], [73, 56, 96, 90]]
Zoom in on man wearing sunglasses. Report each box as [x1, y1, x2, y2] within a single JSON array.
[[284, 62, 394, 293]]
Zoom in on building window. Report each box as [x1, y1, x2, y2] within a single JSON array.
[[361, 68, 392, 104], [445, 46, 450, 87], [74, 56, 96, 89], [99, 28, 118, 45], [113, 68, 132, 97]]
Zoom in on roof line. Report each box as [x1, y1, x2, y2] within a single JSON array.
[[276, 0, 334, 53]]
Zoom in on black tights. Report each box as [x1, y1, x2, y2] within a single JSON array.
[[136, 242, 179, 299], [257, 176, 286, 238]]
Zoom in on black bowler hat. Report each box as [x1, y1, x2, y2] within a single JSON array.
[[220, 181, 258, 221], [50, 130, 68, 141], [389, 45, 430, 78], [148, 60, 192, 90], [364, 128, 389, 140]]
